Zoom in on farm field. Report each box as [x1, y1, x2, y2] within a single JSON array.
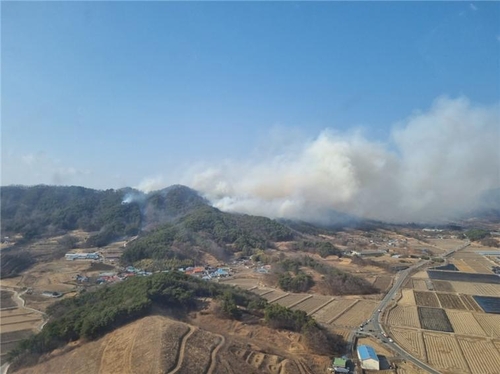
[[411, 279, 428, 291], [445, 310, 486, 336], [422, 332, 470, 374], [389, 327, 426, 361], [428, 270, 500, 284], [452, 260, 476, 273], [311, 299, 356, 324], [457, 337, 500, 374], [261, 290, 288, 302], [473, 313, 500, 338], [399, 289, 415, 306], [436, 293, 466, 310], [387, 305, 420, 329], [414, 291, 440, 308], [472, 295, 500, 314], [449, 282, 500, 296], [428, 238, 467, 251], [417, 307, 453, 332], [431, 280, 454, 292], [332, 300, 377, 328], [412, 271, 429, 279], [273, 294, 309, 308], [290, 295, 333, 315], [223, 278, 259, 290], [459, 294, 483, 312], [1, 290, 17, 308]]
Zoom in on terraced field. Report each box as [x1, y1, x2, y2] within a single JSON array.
[[311, 299, 357, 324], [422, 332, 470, 373], [436, 293, 466, 310], [332, 300, 377, 328], [290, 295, 333, 315], [457, 336, 500, 374], [445, 310, 486, 336], [414, 291, 440, 307], [389, 327, 427, 361], [387, 306, 420, 329], [261, 290, 288, 302], [273, 294, 309, 308]]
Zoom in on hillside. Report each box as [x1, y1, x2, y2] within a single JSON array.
[[12, 314, 329, 374], [7, 271, 340, 373]]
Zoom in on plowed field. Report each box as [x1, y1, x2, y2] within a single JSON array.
[[418, 307, 453, 332], [273, 294, 309, 308], [432, 281, 454, 292], [460, 294, 483, 312], [290, 295, 332, 314], [422, 332, 469, 373], [412, 279, 428, 291], [449, 282, 500, 296], [457, 336, 500, 374], [436, 293, 466, 310], [414, 291, 440, 307], [445, 310, 486, 336]]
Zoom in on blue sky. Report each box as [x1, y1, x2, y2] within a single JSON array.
[[2, 1, 499, 191]]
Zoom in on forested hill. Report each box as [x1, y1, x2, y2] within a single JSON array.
[[121, 205, 296, 264], [0, 184, 208, 246]]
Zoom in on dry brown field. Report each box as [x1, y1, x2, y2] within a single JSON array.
[[412, 271, 429, 279], [473, 313, 500, 338], [332, 300, 377, 327], [311, 299, 357, 324], [431, 280, 454, 292], [389, 327, 427, 361], [457, 336, 500, 374], [453, 259, 476, 273], [436, 293, 466, 310], [261, 290, 288, 302], [459, 294, 483, 312], [273, 294, 309, 308], [177, 329, 220, 374], [449, 282, 500, 297], [223, 278, 259, 290], [422, 332, 470, 373], [428, 238, 467, 251], [414, 291, 440, 308], [399, 289, 415, 306], [290, 295, 333, 314], [387, 305, 420, 329], [402, 278, 413, 289], [412, 279, 428, 291], [445, 310, 486, 336], [373, 276, 392, 292], [1, 290, 17, 308]]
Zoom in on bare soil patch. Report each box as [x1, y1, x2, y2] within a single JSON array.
[[414, 291, 440, 308], [417, 307, 453, 332]]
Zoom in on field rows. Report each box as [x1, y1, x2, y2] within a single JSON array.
[[332, 300, 377, 328], [412, 279, 428, 291], [390, 327, 427, 361], [445, 310, 486, 336], [457, 337, 500, 374], [387, 306, 420, 329], [261, 290, 287, 302], [414, 291, 440, 308], [418, 307, 453, 332], [290, 295, 333, 314], [273, 294, 309, 308], [311, 299, 356, 324], [449, 282, 500, 297], [422, 332, 470, 373], [473, 314, 500, 338], [459, 294, 483, 312], [436, 293, 466, 310], [432, 281, 454, 292]]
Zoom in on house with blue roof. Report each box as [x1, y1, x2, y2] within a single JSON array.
[[357, 345, 379, 370]]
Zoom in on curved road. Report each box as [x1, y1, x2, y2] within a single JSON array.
[[347, 240, 470, 373]]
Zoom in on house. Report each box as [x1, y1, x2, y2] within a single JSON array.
[[357, 345, 379, 370]]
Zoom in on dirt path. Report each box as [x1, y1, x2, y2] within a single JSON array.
[[206, 334, 225, 374], [168, 325, 196, 374]]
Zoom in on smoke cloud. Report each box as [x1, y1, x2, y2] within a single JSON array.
[[179, 96, 499, 223]]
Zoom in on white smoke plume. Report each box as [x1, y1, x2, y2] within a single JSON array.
[[182, 96, 500, 223]]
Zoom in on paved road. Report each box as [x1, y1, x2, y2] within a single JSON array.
[[347, 240, 470, 373]]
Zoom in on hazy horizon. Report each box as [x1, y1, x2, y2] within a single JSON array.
[[2, 2, 499, 222]]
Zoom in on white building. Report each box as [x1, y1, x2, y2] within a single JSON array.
[[357, 345, 379, 370]]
